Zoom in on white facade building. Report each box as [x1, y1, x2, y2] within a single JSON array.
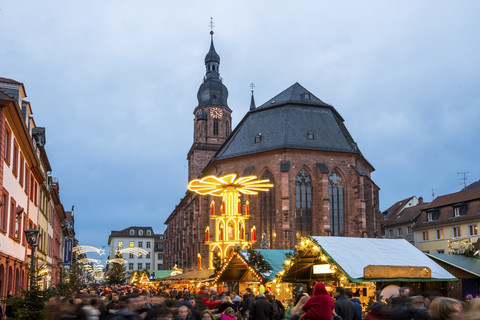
[[108, 226, 159, 274]]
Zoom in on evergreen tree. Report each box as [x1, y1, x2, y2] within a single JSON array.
[[106, 250, 127, 285], [212, 251, 224, 275]]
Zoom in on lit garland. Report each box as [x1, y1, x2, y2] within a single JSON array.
[[279, 236, 350, 286], [119, 247, 149, 256], [73, 245, 105, 255], [214, 251, 265, 284], [107, 258, 128, 265], [78, 258, 101, 264]]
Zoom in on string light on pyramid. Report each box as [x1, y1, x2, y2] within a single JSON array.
[[188, 174, 273, 269]]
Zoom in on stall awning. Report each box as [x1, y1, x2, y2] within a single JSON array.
[[428, 254, 480, 277], [310, 237, 457, 282], [161, 269, 214, 281]]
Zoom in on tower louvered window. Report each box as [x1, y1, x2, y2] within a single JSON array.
[[259, 170, 276, 247], [295, 169, 312, 236], [329, 172, 344, 236], [213, 119, 219, 136]]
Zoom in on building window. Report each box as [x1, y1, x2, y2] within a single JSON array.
[[254, 134, 262, 144], [129, 253, 134, 259], [436, 229, 444, 240], [437, 249, 445, 254], [296, 168, 312, 236], [19, 154, 24, 186], [118, 241, 123, 248], [146, 263, 151, 270], [146, 242, 151, 248], [469, 224, 478, 236], [213, 119, 218, 136], [137, 263, 142, 270], [259, 170, 276, 247], [4, 128, 11, 164], [138, 229, 144, 236], [146, 230, 151, 236], [158, 264, 162, 270], [454, 207, 460, 217], [397, 228, 402, 236], [12, 142, 18, 176], [328, 171, 343, 236], [1, 192, 7, 232], [129, 241, 134, 247], [159, 235, 164, 240], [427, 213, 432, 221], [388, 229, 393, 237], [139, 254, 142, 259], [138, 241, 143, 248], [407, 226, 412, 235], [307, 131, 314, 140], [130, 229, 135, 236], [158, 253, 163, 260], [129, 263, 133, 270], [422, 231, 429, 241], [453, 226, 461, 238], [146, 253, 150, 259]]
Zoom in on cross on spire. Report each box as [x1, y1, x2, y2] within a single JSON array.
[[209, 17, 215, 35], [250, 82, 255, 93]]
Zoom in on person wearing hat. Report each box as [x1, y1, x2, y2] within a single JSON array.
[[249, 291, 273, 320]]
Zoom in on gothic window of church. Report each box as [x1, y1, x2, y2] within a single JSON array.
[[259, 170, 276, 247], [213, 120, 219, 136], [295, 168, 312, 236], [328, 171, 344, 236]]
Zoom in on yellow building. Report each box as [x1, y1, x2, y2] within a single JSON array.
[[414, 187, 480, 254]]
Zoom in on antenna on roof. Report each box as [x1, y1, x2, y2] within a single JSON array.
[[431, 188, 435, 200], [457, 171, 471, 189]]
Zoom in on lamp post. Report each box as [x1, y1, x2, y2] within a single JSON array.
[[57, 260, 63, 283], [25, 228, 40, 288]]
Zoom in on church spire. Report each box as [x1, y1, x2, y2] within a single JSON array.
[[204, 18, 220, 80], [250, 82, 256, 110]]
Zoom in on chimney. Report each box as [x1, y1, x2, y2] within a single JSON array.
[[418, 197, 424, 204]]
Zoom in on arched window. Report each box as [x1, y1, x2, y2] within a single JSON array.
[[138, 230, 144, 236], [295, 168, 312, 236], [213, 119, 219, 136], [259, 170, 276, 248], [329, 171, 344, 236]]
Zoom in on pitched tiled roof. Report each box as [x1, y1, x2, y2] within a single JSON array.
[[0, 77, 22, 85], [0, 88, 15, 100], [414, 198, 480, 229], [382, 196, 416, 218], [383, 202, 430, 227], [213, 83, 363, 161], [425, 187, 480, 209]]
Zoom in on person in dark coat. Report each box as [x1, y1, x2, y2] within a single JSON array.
[[242, 288, 255, 318], [249, 293, 273, 320], [301, 282, 334, 320], [334, 286, 356, 320], [346, 289, 362, 320]]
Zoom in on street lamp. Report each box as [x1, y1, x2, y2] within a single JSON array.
[[57, 260, 63, 283], [25, 228, 40, 288]]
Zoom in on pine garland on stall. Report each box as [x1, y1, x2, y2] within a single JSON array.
[[246, 246, 272, 273]]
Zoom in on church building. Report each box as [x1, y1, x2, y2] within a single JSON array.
[[164, 31, 381, 271]]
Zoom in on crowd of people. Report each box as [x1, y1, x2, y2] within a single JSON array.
[[3, 282, 480, 320]]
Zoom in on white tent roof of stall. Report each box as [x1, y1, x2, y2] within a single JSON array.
[[311, 236, 456, 282]]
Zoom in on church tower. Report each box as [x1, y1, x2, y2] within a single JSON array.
[[187, 30, 232, 181]]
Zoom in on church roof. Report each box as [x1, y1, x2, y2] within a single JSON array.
[[214, 83, 361, 160]]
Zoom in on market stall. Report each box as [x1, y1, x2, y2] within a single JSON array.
[[279, 236, 457, 309], [160, 269, 215, 291], [214, 249, 293, 301]]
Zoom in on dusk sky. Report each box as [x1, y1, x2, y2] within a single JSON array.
[[1, 1, 479, 258]]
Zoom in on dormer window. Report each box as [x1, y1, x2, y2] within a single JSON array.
[[138, 230, 144, 236], [254, 134, 262, 144], [146, 230, 152, 236], [454, 207, 460, 217], [427, 213, 433, 221], [129, 229, 135, 236], [301, 93, 311, 100], [307, 131, 314, 140]]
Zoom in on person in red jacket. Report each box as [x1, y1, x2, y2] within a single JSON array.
[[301, 283, 335, 320]]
